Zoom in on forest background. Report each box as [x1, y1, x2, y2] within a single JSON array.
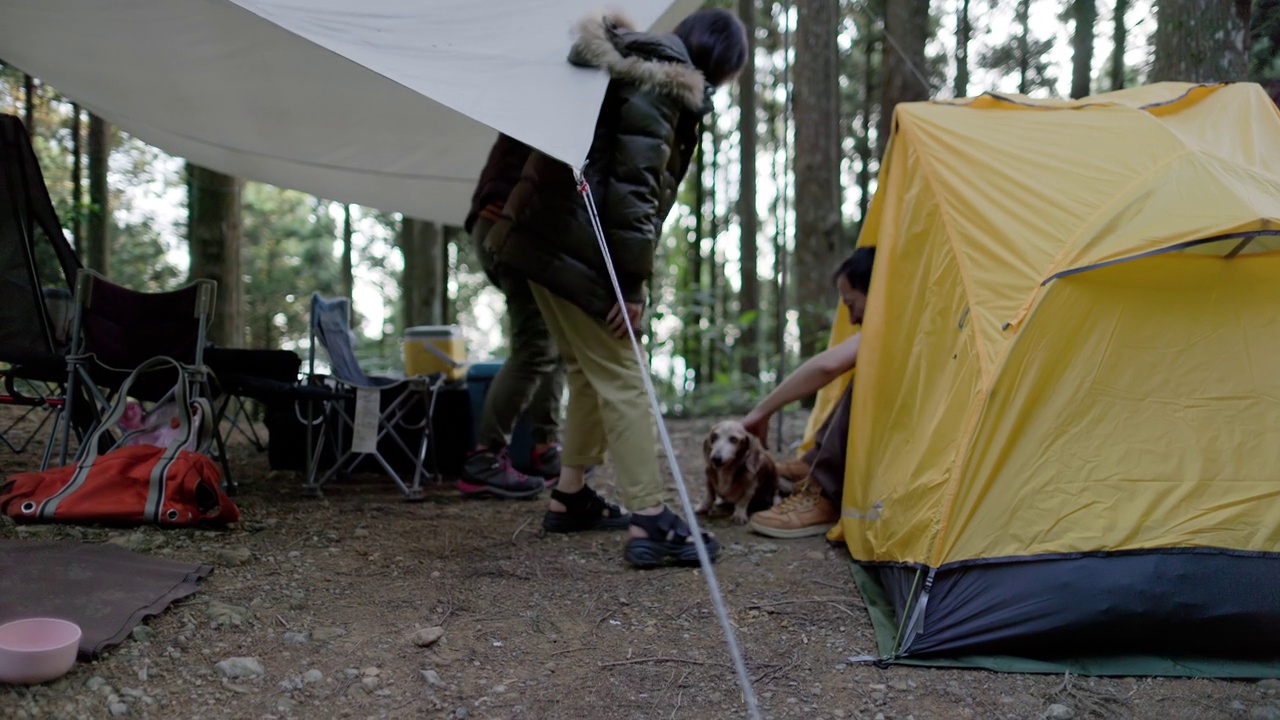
[[1, 0, 1272, 423]]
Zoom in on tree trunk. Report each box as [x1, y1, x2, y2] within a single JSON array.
[[1152, 0, 1250, 82], [1071, 0, 1098, 98], [257, 235, 280, 350], [441, 226, 456, 324], [1111, 0, 1129, 89], [86, 113, 111, 277], [955, 0, 972, 97], [772, 146, 786, 376], [70, 104, 83, 250], [737, 0, 761, 383], [706, 116, 721, 382], [398, 219, 415, 330], [687, 136, 705, 390], [400, 218, 444, 327], [879, 1, 930, 158], [341, 204, 354, 302], [23, 74, 35, 131], [857, 36, 877, 223], [187, 164, 244, 348], [794, 0, 844, 361], [1017, 0, 1032, 94]]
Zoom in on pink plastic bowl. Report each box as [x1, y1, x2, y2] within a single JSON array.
[[0, 618, 82, 685]]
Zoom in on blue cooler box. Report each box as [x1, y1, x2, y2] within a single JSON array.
[[466, 361, 537, 472]]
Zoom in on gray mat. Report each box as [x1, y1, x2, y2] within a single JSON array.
[[0, 539, 211, 659]]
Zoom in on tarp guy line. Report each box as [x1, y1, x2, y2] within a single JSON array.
[[574, 170, 763, 720]]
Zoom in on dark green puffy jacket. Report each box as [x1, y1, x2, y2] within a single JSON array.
[[495, 11, 712, 320]]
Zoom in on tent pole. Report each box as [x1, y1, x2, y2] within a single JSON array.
[[1224, 237, 1254, 258]]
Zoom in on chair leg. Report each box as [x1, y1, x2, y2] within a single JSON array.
[[232, 396, 267, 452], [301, 429, 328, 498], [217, 394, 265, 453], [190, 375, 236, 494], [39, 406, 62, 471], [212, 424, 236, 495], [58, 369, 80, 467], [297, 383, 444, 502], [303, 399, 343, 496]]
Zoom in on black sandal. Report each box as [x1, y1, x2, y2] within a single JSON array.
[[624, 507, 720, 569], [542, 486, 630, 533]]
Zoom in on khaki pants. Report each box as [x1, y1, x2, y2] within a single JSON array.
[[528, 282, 663, 510]]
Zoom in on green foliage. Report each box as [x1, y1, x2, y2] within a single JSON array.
[[977, 0, 1059, 95], [107, 135, 185, 292], [112, 218, 183, 292], [5, 1, 1164, 422], [1251, 0, 1280, 81], [241, 182, 340, 349]]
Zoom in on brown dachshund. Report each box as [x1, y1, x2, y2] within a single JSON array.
[[697, 420, 790, 524]]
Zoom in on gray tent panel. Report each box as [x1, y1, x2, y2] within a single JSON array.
[[855, 550, 1280, 677]]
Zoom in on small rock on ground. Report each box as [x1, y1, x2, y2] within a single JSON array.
[[215, 546, 252, 566], [215, 656, 265, 679], [206, 601, 248, 626], [1045, 703, 1074, 720], [411, 626, 445, 647], [312, 626, 346, 641], [107, 532, 155, 553]]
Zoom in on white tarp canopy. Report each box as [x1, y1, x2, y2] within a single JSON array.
[[0, 0, 700, 225]]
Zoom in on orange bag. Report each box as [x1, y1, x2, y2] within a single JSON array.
[[0, 357, 239, 526]]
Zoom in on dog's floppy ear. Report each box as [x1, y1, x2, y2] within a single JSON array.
[[703, 429, 714, 458], [744, 433, 767, 475]]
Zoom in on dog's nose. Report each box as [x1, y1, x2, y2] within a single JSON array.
[[710, 454, 725, 467]]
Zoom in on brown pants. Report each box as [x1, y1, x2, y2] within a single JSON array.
[[802, 382, 853, 503], [471, 216, 566, 447]]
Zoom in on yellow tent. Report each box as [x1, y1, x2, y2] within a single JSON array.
[[825, 82, 1280, 669]]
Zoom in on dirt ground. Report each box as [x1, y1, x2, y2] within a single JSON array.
[[0, 407, 1275, 720]]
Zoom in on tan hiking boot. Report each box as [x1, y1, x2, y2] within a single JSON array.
[[748, 478, 838, 539]]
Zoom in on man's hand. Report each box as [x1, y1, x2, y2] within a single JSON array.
[[606, 302, 644, 339], [743, 409, 770, 446]]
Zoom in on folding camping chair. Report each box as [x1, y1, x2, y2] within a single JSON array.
[[302, 293, 445, 500], [58, 270, 233, 487], [0, 114, 86, 466], [0, 288, 72, 461], [205, 346, 304, 454]]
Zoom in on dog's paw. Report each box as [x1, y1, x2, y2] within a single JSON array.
[[695, 502, 713, 516], [731, 509, 750, 525]]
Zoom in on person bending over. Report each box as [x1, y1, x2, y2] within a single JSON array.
[[496, 9, 748, 567]]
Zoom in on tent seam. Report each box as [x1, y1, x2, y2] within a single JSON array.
[[930, 282, 1064, 566], [885, 110, 995, 569], [1038, 147, 1192, 294], [889, 111, 988, 386]]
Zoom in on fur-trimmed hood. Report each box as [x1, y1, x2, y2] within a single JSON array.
[[568, 11, 710, 112]]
